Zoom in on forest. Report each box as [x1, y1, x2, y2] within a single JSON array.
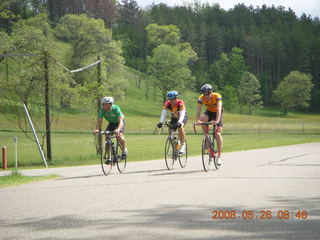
[[1, 0, 319, 113]]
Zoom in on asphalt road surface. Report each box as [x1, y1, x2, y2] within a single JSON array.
[[1, 142, 320, 240]]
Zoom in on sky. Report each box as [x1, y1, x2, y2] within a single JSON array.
[[136, 0, 320, 18]]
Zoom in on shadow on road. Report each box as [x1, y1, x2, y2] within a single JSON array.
[[2, 197, 319, 240]]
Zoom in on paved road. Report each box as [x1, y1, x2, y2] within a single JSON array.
[[1, 143, 320, 240]]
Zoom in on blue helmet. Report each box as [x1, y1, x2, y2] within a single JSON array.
[[167, 91, 178, 100]]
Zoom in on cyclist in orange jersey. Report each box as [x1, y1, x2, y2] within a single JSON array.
[[196, 84, 223, 165]]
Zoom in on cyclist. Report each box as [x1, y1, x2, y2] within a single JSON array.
[[196, 84, 223, 165], [94, 96, 127, 161], [157, 91, 188, 154]]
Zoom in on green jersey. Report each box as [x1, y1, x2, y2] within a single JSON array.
[[98, 105, 124, 123]]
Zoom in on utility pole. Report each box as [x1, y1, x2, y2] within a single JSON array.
[[43, 50, 52, 161], [97, 55, 102, 114]]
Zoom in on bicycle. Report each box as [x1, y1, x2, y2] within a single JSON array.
[[193, 122, 220, 171], [161, 121, 187, 170], [98, 131, 127, 176]]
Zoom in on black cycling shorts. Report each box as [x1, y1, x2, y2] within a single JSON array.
[[170, 114, 188, 129], [106, 120, 126, 133], [204, 110, 223, 127]]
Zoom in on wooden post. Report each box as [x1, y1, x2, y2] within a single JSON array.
[[97, 55, 102, 114], [2, 146, 7, 169], [96, 55, 102, 152], [43, 50, 52, 161]]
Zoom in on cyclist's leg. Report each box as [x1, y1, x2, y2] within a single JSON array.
[[107, 122, 125, 150], [213, 112, 223, 158], [199, 112, 209, 133], [177, 114, 188, 144], [115, 120, 127, 158], [215, 126, 223, 157]]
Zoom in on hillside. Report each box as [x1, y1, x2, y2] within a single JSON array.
[[1, 65, 320, 135], [1, 66, 320, 167]]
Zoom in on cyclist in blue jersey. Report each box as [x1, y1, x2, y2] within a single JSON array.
[[94, 97, 127, 159]]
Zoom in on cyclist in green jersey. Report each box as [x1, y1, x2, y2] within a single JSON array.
[[94, 97, 127, 159]]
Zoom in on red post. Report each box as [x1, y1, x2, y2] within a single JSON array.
[[2, 146, 7, 169]]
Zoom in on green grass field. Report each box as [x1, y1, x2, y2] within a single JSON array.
[[1, 66, 320, 169], [1, 131, 319, 168]]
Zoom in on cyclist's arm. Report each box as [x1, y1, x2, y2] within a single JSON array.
[[94, 118, 103, 134], [178, 110, 186, 125], [160, 109, 167, 123], [196, 103, 202, 121], [116, 116, 124, 132], [214, 101, 222, 123]]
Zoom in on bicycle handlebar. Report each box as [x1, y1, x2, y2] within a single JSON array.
[[163, 121, 176, 127], [96, 130, 116, 136], [193, 122, 215, 134], [99, 131, 113, 135]]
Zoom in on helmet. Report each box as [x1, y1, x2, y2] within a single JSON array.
[[167, 91, 178, 100], [201, 84, 213, 94], [101, 96, 114, 105]]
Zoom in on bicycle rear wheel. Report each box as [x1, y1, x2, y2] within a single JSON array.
[[116, 141, 127, 173], [178, 140, 187, 168], [165, 138, 175, 170], [202, 136, 213, 172], [101, 142, 113, 176]]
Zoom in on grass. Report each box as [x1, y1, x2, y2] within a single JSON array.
[[0, 131, 319, 168], [0, 169, 58, 188]]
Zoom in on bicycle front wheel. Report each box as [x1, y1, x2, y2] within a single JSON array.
[[116, 141, 127, 173], [202, 136, 213, 172], [165, 138, 175, 170], [212, 136, 220, 170], [178, 140, 187, 168], [101, 142, 113, 176]]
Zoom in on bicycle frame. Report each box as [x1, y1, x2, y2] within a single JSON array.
[[193, 123, 216, 158], [100, 131, 119, 162], [163, 121, 180, 156], [160, 121, 188, 170]]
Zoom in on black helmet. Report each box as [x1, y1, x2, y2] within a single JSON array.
[[201, 84, 213, 94]]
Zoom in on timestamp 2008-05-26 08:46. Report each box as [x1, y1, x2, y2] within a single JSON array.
[[211, 210, 308, 220]]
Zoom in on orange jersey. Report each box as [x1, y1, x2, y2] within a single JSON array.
[[197, 93, 222, 112], [164, 99, 186, 119]]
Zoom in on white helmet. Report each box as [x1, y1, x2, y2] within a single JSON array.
[[101, 96, 114, 105]]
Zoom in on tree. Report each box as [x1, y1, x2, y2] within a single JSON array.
[[225, 47, 248, 88], [0, 30, 13, 64], [147, 44, 196, 102], [273, 71, 313, 116], [210, 52, 229, 89], [54, 13, 125, 110], [146, 23, 181, 48], [146, 23, 197, 101], [55, 14, 112, 70], [0, 14, 76, 162], [114, 0, 146, 70], [238, 71, 263, 114], [221, 85, 238, 112]]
